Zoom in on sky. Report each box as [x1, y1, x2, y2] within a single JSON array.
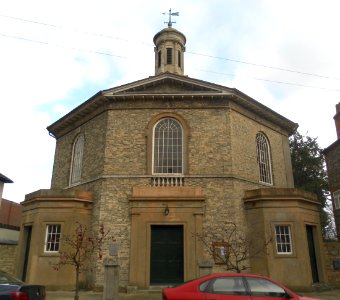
[[1, 0, 339, 203]]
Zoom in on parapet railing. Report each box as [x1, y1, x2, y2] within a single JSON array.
[[151, 176, 184, 187]]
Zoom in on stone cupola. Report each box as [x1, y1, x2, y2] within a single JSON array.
[[153, 25, 186, 76]]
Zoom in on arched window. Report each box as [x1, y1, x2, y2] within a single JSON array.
[[153, 118, 183, 174], [256, 132, 273, 184], [70, 134, 84, 185]]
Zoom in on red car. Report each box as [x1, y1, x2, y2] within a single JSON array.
[[162, 273, 320, 300]]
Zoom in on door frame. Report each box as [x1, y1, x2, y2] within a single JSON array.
[[129, 187, 205, 289], [306, 225, 320, 283]]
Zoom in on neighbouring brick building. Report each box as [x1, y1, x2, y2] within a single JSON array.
[[16, 24, 328, 291], [0, 174, 20, 274], [324, 103, 340, 239]]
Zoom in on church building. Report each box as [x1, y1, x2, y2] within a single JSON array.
[[15, 22, 327, 291]]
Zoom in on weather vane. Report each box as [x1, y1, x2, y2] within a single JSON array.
[[163, 8, 179, 27]]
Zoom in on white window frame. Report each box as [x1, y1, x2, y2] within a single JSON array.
[[256, 132, 273, 185], [44, 224, 61, 253], [152, 118, 183, 175], [275, 225, 293, 255], [69, 134, 84, 185], [334, 190, 340, 210]]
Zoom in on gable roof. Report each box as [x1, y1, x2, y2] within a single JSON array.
[[47, 73, 298, 138]]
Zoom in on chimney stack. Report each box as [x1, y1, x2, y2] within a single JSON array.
[[335, 102, 340, 139]]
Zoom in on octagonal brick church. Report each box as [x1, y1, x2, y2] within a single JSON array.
[[16, 24, 327, 291]]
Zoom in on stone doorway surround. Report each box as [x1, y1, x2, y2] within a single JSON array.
[[128, 186, 205, 289]]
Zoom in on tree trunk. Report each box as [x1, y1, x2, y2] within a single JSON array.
[[74, 265, 80, 300]]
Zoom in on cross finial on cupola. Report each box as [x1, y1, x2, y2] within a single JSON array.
[[163, 8, 179, 27]]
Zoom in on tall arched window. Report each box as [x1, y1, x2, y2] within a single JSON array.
[[256, 132, 273, 184], [70, 134, 84, 185], [153, 118, 183, 174]]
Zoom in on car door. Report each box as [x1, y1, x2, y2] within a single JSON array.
[[245, 277, 298, 300], [203, 276, 252, 300]]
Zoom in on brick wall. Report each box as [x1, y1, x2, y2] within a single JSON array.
[[324, 141, 340, 237], [48, 96, 295, 288], [51, 98, 293, 188], [0, 199, 22, 227], [0, 244, 17, 274], [51, 112, 107, 189], [325, 142, 340, 190], [324, 241, 340, 287]]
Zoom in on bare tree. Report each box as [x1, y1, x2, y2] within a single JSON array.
[[195, 221, 272, 273], [51, 223, 114, 300]]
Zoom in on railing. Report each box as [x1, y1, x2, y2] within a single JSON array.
[[151, 176, 184, 187]]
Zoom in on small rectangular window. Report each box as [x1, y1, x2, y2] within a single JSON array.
[[275, 225, 292, 254], [334, 190, 340, 210], [45, 224, 61, 252], [333, 260, 340, 270], [166, 48, 172, 64]]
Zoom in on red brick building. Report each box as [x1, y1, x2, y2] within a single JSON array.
[[0, 198, 22, 229], [0, 174, 21, 274]]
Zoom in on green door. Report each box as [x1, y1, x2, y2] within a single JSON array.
[[150, 225, 184, 285]]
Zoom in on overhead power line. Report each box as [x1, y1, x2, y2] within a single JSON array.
[[1, 32, 340, 93], [1, 13, 339, 81], [0, 33, 126, 58], [1, 14, 340, 92], [188, 51, 340, 81], [0, 14, 151, 46], [197, 69, 340, 92]]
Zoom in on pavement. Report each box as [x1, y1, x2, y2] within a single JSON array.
[[46, 289, 340, 300], [47, 291, 162, 300]]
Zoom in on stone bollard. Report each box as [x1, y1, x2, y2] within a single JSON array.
[[103, 257, 119, 300]]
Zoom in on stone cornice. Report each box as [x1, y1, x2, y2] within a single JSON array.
[[243, 188, 320, 207], [22, 189, 93, 205]]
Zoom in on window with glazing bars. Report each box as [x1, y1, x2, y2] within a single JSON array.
[[153, 118, 183, 174], [70, 134, 84, 185], [45, 224, 61, 252], [256, 133, 273, 184], [275, 225, 292, 254]]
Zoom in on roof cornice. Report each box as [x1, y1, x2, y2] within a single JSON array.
[[47, 73, 298, 138]]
